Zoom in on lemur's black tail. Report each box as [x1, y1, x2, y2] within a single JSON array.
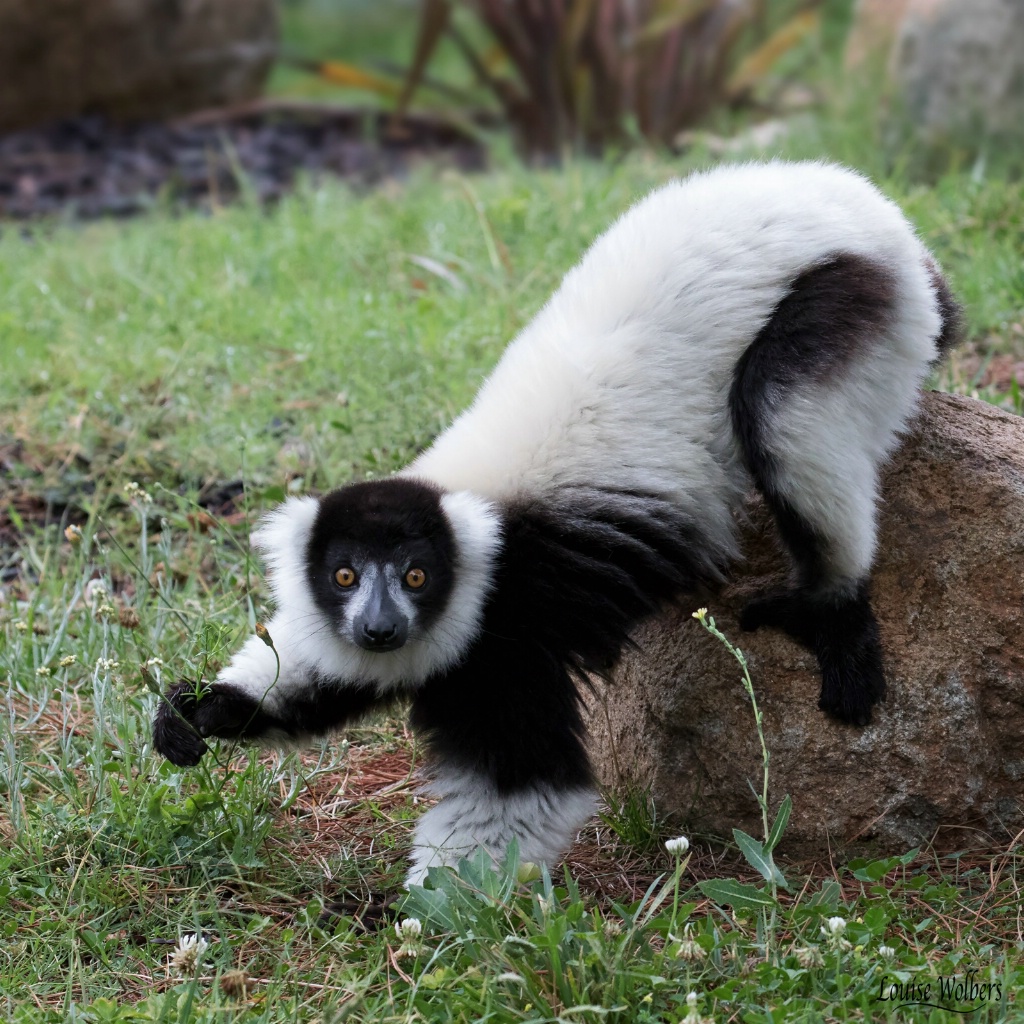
[[926, 259, 965, 360]]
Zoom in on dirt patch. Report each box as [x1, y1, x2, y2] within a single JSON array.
[[0, 101, 485, 220]]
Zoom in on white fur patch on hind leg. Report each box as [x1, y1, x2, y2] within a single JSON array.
[[405, 769, 598, 887]]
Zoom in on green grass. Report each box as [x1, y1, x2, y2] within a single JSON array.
[[2, 148, 1023, 1022]]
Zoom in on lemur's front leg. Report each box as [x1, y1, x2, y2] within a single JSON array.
[[153, 612, 383, 766], [406, 657, 597, 887], [405, 769, 598, 886]]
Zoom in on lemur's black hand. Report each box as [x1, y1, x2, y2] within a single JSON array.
[[153, 681, 263, 767]]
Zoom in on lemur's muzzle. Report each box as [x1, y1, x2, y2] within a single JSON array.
[[353, 573, 409, 652]]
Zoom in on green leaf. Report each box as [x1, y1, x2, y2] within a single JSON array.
[[765, 794, 792, 852], [732, 828, 790, 891], [863, 905, 889, 933], [697, 878, 777, 911], [849, 854, 912, 882], [808, 879, 841, 908]]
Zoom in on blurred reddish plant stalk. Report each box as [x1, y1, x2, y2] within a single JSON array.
[[397, 0, 820, 158]]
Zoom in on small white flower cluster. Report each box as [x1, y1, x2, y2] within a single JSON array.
[[395, 917, 423, 960], [60, 654, 76, 667], [793, 944, 824, 969], [683, 990, 713, 1024], [820, 916, 851, 951], [96, 658, 120, 674], [670, 923, 705, 962], [123, 481, 153, 505], [84, 579, 116, 621], [879, 944, 896, 960], [36, 666, 51, 677], [169, 933, 209, 975], [665, 835, 690, 857]]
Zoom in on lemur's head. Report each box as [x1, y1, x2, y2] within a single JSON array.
[[306, 479, 459, 653], [255, 478, 499, 686]]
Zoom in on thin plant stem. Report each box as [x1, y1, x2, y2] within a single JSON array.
[[692, 607, 779, 955]]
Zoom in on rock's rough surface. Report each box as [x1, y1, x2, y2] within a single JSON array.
[[587, 392, 1024, 857], [0, 0, 277, 132]]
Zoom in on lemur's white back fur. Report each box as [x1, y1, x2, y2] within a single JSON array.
[[410, 161, 942, 578]]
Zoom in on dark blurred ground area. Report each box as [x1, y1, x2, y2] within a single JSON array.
[[0, 105, 484, 220]]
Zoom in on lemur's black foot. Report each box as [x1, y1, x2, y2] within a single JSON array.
[[153, 681, 264, 766], [740, 584, 886, 726], [739, 588, 814, 645], [317, 895, 401, 932]]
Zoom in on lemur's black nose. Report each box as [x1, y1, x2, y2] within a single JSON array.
[[362, 623, 397, 645]]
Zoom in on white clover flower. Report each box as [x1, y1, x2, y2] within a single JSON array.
[[879, 944, 896, 960], [394, 917, 423, 960], [794, 944, 824, 969], [683, 990, 714, 1024], [396, 917, 423, 942], [169, 933, 208, 975], [665, 835, 690, 856], [671, 926, 705, 962], [820, 916, 852, 951]]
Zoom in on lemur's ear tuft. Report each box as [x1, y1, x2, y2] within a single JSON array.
[[251, 496, 321, 606], [252, 496, 320, 556]]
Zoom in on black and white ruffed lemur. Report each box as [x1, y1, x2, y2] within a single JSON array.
[[154, 161, 962, 885]]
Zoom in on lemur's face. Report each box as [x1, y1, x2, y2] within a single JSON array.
[[306, 479, 457, 653]]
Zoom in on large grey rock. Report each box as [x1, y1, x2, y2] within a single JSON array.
[[587, 392, 1024, 857], [846, 0, 1024, 153], [0, 0, 277, 132], [895, 0, 1024, 150]]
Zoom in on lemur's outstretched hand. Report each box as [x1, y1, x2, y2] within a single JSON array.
[[153, 680, 265, 767]]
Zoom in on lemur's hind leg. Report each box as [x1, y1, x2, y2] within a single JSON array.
[[729, 253, 917, 726]]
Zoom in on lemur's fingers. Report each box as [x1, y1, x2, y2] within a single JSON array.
[[153, 681, 211, 766], [152, 681, 263, 766]]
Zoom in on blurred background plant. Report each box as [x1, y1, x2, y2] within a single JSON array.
[[281, 0, 824, 159]]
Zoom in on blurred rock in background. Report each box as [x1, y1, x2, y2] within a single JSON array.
[[847, 0, 1024, 158], [0, 0, 278, 132]]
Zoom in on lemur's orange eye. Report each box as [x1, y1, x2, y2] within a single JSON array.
[[405, 568, 427, 589], [334, 567, 357, 588]]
